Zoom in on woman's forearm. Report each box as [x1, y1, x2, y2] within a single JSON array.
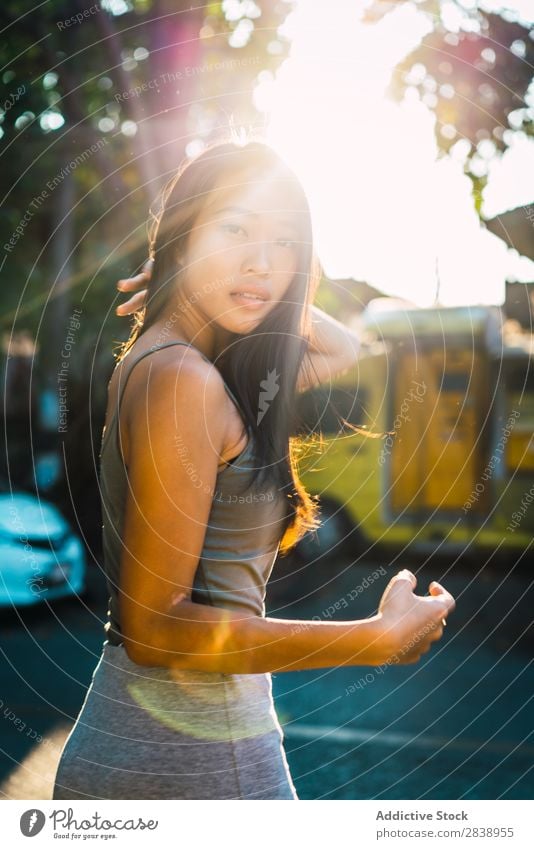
[[307, 305, 361, 361], [126, 599, 387, 673]]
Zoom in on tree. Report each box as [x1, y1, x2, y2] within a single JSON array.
[[385, 0, 533, 211], [0, 0, 292, 336]]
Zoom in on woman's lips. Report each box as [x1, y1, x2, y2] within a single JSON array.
[[230, 292, 269, 310]]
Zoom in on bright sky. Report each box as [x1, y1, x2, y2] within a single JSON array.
[[254, 0, 534, 308]]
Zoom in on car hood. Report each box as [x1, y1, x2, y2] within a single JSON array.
[[0, 493, 69, 540]]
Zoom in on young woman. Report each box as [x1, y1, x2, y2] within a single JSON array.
[[52, 138, 455, 801]]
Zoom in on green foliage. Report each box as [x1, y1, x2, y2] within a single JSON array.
[[388, 1, 533, 199], [0, 0, 291, 336]]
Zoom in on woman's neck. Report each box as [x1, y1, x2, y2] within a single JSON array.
[[145, 316, 233, 364]]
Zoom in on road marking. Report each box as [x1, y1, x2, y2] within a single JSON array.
[[283, 723, 534, 756]]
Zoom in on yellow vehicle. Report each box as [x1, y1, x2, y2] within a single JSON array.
[[295, 303, 534, 560]]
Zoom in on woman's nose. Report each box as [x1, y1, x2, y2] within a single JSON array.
[[242, 241, 272, 276]]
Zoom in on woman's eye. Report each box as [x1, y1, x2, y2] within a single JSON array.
[[222, 222, 246, 237]]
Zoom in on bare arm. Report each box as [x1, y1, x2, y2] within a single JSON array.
[[119, 349, 454, 673], [117, 350, 387, 671], [129, 599, 387, 672], [297, 305, 362, 393], [131, 569, 455, 672]]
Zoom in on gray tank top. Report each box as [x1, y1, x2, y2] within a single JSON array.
[[99, 341, 288, 648]]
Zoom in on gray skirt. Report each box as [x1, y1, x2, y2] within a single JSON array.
[[52, 643, 298, 800]]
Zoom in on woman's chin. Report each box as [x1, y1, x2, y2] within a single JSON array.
[[222, 314, 262, 334]]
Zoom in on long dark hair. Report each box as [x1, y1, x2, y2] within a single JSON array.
[[119, 137, 323, 554]]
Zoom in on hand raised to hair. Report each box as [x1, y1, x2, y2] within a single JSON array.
[[115, 258, 153, 316]]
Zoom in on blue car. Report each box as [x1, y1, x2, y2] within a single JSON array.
[[0, 491, 86, 606]]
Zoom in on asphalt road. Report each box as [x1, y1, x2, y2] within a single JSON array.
[[1, 548, 532, 801]]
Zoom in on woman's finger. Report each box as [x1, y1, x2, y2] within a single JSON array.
[[429, 581, 456, 615], [117, 271, 150, 293], [115, 290, 147, 316]]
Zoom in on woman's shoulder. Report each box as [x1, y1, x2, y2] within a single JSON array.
[[116, 337, 227, 412], [110, 337, 232, 463]]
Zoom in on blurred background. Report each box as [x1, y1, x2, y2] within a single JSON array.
[[0, 0, 533, 801]]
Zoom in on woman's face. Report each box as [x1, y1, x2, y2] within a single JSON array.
[[175, 171, 302, 334]]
